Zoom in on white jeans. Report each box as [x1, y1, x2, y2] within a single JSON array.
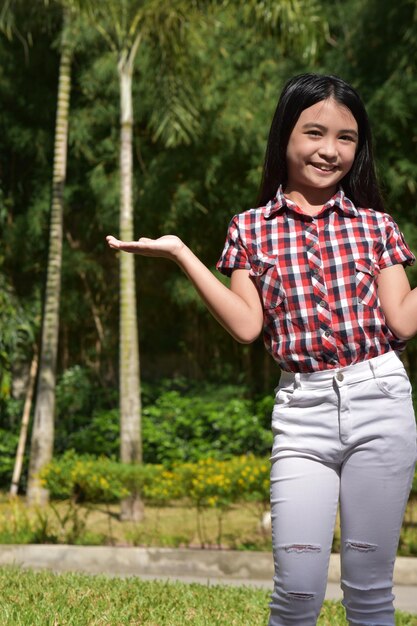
[[268, 351, 417, 626]]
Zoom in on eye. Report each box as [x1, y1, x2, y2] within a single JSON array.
[[305, 130, 321, 137], [339, 134, 357, 142]]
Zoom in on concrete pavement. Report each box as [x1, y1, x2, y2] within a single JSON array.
[[0, 545, 416, 614]]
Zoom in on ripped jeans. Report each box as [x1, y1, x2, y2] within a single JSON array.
[[269, 351, 417, 626]]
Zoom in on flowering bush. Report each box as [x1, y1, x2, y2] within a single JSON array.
[[40, 451, 129, 503], [40, 452, 270, 507]]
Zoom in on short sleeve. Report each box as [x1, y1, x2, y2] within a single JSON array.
[[216, 215, 251, 277], [378, 214, 415, 270]]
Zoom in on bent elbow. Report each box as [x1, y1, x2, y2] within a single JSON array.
[[236, 334, 260, 345], [395, 329, 414, 342], [233, 323, 263, 344], [387, 317, 415, 342]]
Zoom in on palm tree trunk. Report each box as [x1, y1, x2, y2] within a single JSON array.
[[10, 347, 38, 497], [118, 51, 143, 522], [27, 10, 72, 506]]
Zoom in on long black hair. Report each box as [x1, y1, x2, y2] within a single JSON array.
[[257, 73, 384, 212]]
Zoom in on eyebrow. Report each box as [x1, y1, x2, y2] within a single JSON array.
[[302, 123, 358, 137]]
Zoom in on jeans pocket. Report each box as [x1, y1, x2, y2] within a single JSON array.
[[374, 368, 412, 399], [273, 381, 299, 412]]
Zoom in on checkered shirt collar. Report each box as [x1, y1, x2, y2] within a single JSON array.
[[263, 185, 359, 219]]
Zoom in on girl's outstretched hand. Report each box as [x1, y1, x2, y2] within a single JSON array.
[[107, 234, 263, 344], [106, 235, 185, 261]]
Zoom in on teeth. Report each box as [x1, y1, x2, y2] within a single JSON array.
[[312, 164, 334, 171]]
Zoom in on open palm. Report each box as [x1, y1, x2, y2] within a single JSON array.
[[106, 235, 184, 260]]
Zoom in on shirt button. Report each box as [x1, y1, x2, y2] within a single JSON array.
[[324, 329, 332, 337], [319, 300, 326, 307], [313, 269, 320, 276], [336, 372, 344, 382]]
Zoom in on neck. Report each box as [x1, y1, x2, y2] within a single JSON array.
[[284, 185, 338, 216]]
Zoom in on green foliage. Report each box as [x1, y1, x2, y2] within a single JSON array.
[[54, 366, 118, 456], [53, 379, 273, 464], [176, 455, 270, 510], [0, 274, 37, 407], [62, 409, 120, 457], [141, 386, 273, 464], [39, 450, 130, 503], [56, 365, 96, 418], [40, 451, 270, 506], [241, 0, 329, 62], [0, 429, 18, 484]]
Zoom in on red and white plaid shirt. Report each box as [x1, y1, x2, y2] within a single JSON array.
[[217, 187, 415, 373]]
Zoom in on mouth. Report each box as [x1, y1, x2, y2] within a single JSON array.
[[310, 162, 339, 173]]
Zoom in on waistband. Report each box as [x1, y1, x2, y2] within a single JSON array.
[[278, 351, 405, 390]]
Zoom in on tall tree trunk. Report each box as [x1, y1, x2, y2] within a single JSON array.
[[10, 348, 38, 497], [27, 10, 72, 506], [118, 51, 143, 522]]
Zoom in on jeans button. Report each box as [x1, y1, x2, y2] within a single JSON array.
[[336, 372, 344, 382]]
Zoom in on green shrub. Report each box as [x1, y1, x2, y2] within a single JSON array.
[[63, 409, 120, 457], [39, 451, 129, 503], [54, 366, 118, 457], [40, 452, 269, 507], [141, 388, 273, 463], [52, 381, 274, 464], [175, 455, 269, 510], [0, 429, 19, 485]]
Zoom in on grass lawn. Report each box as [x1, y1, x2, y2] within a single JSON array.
[[1, 567, 416, 625]]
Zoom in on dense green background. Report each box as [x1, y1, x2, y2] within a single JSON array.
[[1, 0, 417, 486]]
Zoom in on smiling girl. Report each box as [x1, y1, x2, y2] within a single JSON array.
[[107, 74, 417, 625]]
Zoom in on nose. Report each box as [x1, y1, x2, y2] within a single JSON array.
[[318, 139, 338, 160]]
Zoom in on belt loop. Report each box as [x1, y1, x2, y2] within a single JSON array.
[[368, 358, 377, 379], [294, 372, 301, 389]]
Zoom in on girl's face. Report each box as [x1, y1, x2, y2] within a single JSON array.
[[285, 98, 358, 199]]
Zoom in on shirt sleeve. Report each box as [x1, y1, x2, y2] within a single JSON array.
[[378, 214, 415, 270], [216, 215, 251, 277]]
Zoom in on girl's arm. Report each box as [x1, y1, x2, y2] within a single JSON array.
[[377, 264, 417, 339], [106, 235, 264, 344]]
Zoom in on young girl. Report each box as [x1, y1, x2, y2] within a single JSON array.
[[107, 73, 417, 626]]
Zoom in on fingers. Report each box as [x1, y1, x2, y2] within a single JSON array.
[[106, 235, 152, 246], [106, 235, 121, 249], [106, 234, 156, 255], [106, 234, 181, 259]]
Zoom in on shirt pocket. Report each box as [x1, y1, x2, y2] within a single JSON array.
[[355, 258, 379, 307], [249, 257, 286, 310]]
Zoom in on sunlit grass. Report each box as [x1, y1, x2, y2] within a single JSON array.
[[0, 567, 416, 625]]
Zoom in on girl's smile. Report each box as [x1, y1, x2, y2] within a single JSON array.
[[285, 98, 358, 212]]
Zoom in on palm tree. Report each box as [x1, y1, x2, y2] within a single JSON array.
[[73, 0, 207, 520], [0, 0, 75, 505], [27, 5, 74, 505]]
